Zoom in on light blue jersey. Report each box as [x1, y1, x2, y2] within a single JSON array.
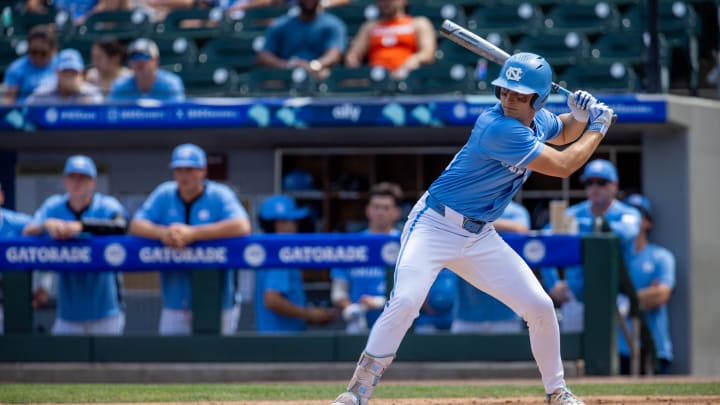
[[455, 201, 530, 322], [330, 229, 398, 328], [132, 180, 248, 310], [428, 104, 561, 222], [255, 268, 307, 332], [542, 200, 641, 300], [0, 208, 32, 238], [108, 69, 185, 102], [262, 12, 347, 61], [29, 193, 126, 321], [618, 243, 675, 360], [54, 0, 98, 23], [3, 55, 58, 103]]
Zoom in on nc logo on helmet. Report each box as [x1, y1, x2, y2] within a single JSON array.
[[505, 67, 523, 82]]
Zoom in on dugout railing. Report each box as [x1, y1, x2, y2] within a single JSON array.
[[1, 233, 627, 375]]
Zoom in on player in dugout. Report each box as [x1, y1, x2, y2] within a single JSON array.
[[331, 53, 615, 405]]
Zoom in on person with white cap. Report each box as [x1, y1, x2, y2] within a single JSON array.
[[25, 48, 103, 105], [108, 38, 185, 102], [617, 193, 676, 375], [129, 143, 251, 335], [255, 194, 337, 332], [542, 159, 642, 331], [23, 155, 128, 335]]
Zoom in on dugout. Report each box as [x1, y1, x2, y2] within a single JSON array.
[[0, 94, 719, 376]]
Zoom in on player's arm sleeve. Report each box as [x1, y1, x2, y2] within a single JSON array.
[[169, 75, 186, 102], [218, 186, 248, 220], [656, 248, 676, 289], [131, 187, 163, 223], [478, 121, 544, 169], [537, 109, 563, 142]]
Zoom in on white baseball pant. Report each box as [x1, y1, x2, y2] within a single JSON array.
[[51, 312, 125, 335], [159, 305, 241, 335], [365, 193, 566, 394]]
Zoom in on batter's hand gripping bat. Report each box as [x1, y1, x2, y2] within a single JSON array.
[[439, 19, 618, 123]]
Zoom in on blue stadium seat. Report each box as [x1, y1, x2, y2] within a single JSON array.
[[317, 66, 395, 96], [542, 2, 621, 34]]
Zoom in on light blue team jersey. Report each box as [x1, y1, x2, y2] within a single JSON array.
[[262, 12, 347, 61], [29, 193, 127, 321], [132, 180, 248, 310], [108, 69, 185, 102], [414, 269, 458, 330], [0, 208, 32, 238], [618, 243, 675, 360], [255, 268, 307, 332], [428, 104, 561, 222], [3, 55, 59, 103], [455, 201, 531, 322], [330, 229, 398, 328], [542, 200, 642, 301]]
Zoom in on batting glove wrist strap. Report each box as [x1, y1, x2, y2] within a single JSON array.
[[568, 90, 596, 122], [588, 102, 614, 136]]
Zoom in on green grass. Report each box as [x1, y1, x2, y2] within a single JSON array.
[[0, 382, 718, 403]]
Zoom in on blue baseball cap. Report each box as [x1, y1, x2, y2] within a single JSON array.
[[64, 155, 97, 178], [128, 38, 159, 62], [170, 143, 207, 169], [283, 169, 315, 191], [57, 49, 84, 72], [625, 193, 652, 219], [259, 194, 309, 221], [580, 159, 618, 183]]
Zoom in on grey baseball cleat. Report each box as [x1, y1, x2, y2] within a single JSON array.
[[330, 391, 361, 405], [546, 387, 585, 405]]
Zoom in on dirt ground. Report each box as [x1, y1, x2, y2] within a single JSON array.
[[38, 399, 720, 405]]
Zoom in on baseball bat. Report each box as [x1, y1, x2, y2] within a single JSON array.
[[439, 19, 618, 123]]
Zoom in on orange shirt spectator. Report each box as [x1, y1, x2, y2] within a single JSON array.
[[345, 0, 435, 79]]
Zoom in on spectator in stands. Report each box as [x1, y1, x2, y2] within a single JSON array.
[[451, 200, 530, 334], [26, 49, 103, 105], [108, 38, 186, 102], [2, 24, 58, 105], [256, 0, 347, 80], [344, 0, 435, 80], [86, 37, 131, 96], [129, 143, 251, 335], [22, 155, 128, 335], [25, 0, 132, 24], [255, 194, 337, 333], [542, 159, 642, 330], [0, 182, 33, 335], [618, 194, 676, 375], [330, 182, 402, 334]]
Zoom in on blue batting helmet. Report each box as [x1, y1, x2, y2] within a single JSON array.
[[625, 193, 653, 220], [259, 194, 309, 221], [491, 52, 553, 110]]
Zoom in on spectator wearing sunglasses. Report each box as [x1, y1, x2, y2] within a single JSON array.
[[542, 159, 642, 331], [108, 38, 185, 103], [2, 24, 58, 105], [26, 49, 103, 105]]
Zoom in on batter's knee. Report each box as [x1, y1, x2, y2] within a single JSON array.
[[522, 293, 557, 323], [385, 294, 423, 325]]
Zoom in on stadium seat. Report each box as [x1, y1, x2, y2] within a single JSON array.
[[228, 6, 294, 35], [198, 35, 262, 73], [317, 66, 395, 96], [543, 2, 621, 34], [0, 39, 24, 74], [75, 9, 153, 40], [513, 31, 591, 70], [4, 10, 59, 37], [154, 7, 228, 40], [466, 3, 543, 36], [153, 37, 199, 74], [589, 30, 645, 65], [621, 1, 701, 48], [178, 64, 238, 97], [407, 4, 467, 30], [396, 63, 477, 95], [327, 4, 376, 39], [236, 67, 317, 97], [559, 62, 640, 92], [436, 32, 512, 66]]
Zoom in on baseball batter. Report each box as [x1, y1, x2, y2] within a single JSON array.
[[331, 52, 616, 405]]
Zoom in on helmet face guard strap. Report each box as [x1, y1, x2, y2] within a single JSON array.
[[491, 52, 553, 111]]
